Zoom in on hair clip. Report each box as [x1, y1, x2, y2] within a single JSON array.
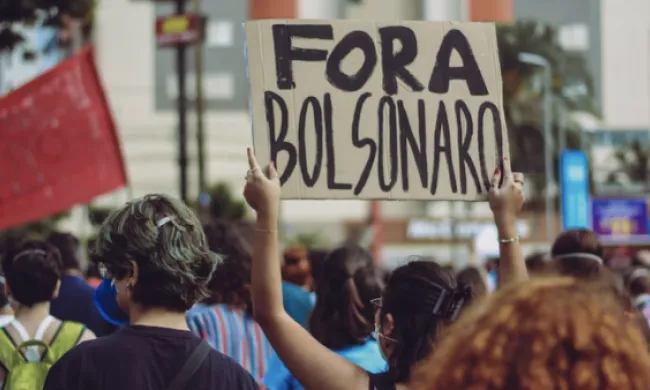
[[156, 216, 175, 228], [431, 283, 471, 321]]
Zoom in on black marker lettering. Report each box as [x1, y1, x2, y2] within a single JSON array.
[[265, 91, 296, 185], [272, 24, 334, 89], [477, 101, 505, 190], [377, 96, 398, 192], [297, 96, 323, 187], [455, 100, 481, 194], [430, 101, 457, 195], [324, 93, 353, 190], [429, 29, 489, 96], [398, 99, 427, 191], [351, 92, 375, 195], [326, 31, 377, 91], [378, 26, 424, 95]]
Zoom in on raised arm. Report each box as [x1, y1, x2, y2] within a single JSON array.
[[243, 149, 369, 390], [488, 157, 528, 286]]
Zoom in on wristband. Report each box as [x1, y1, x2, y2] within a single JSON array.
[[499, 235, 520, 244]]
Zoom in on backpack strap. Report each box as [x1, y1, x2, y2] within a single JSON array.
[[166, 341, 211, 390], [0, 329, 20, 371], [48, 322, 86, 362]]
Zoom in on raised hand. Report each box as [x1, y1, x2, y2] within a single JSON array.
[[243, 148, 281, 220], [488, 157, 525, 226]]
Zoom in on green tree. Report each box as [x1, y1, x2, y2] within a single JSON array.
[[0, 0, 96, 53], [0, 210, 71, 254], [87, 204, 116, 227], [287, 232, 328, 250], [206, 182, 247, 221], [606, 140, 650, 190], [497, 20, 598, 202]]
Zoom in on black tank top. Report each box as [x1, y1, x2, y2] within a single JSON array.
[[368, 373, 397, 390]]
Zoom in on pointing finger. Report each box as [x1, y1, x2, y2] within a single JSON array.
[[502, 156, 513, 179], [247, 147, 260, 170]]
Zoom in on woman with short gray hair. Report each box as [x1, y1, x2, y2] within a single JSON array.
[[44, 194, 258, 390]]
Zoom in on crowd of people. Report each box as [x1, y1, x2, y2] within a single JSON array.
[[0, 151, 650, 389]]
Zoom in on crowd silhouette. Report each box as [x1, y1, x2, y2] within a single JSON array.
[[0, 150, 647, 390]]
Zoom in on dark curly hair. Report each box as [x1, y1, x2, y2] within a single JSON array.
[[202, 221, 253, 309], [2, 240, 63, 306], [413, 277, 650, 390], [93, 194, 217, 312]]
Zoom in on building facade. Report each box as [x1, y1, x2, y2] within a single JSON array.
[[70, 0, 649, 265]]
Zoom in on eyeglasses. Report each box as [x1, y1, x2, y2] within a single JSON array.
[[370, 298, 382, 309]]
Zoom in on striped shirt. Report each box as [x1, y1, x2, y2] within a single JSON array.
[[187, 304, 273, 383]]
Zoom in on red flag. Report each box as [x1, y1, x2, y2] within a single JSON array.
[[0, 47, 127, 230]]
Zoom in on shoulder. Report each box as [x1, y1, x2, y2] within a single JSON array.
[[204, 348, 258, 388]]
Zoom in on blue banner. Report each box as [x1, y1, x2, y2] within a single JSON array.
[[560, 150, 590, 230]]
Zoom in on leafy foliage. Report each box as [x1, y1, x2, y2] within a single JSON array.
[[207, 182, 247, 221], [607, 140, 650, 187], [287, 232, 328, 249], [87, 205, 116, 227], [0, 0, 95, 52], [0, 210, 71, 255], [496, 20, 598, 201]]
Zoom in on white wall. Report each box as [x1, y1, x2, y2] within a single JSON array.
[[93, 0, 251, 206], [601, 0, 650, 128]]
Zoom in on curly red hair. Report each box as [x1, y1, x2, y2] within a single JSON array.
[[413, 277, 650, 390]]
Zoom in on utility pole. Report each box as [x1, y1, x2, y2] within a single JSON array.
[[194, 0, 206, 194], [176, 0, 189, 203]]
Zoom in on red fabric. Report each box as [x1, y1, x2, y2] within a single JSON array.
[[0, 47, 127, 230], [87, 277, 102, 288]]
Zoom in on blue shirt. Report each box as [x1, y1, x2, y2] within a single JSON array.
[[281, 282, 315, 328], [263, 338, 386, 390], [50, 275, 115, 337]]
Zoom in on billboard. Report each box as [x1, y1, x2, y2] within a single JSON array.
[[591, 197, 649, 243]]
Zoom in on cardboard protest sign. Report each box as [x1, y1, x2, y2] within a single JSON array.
[[245, 20, 508, 200]]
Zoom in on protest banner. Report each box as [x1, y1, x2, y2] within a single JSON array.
[[245, 20, 508, 200], [0, 47, 127, 230]]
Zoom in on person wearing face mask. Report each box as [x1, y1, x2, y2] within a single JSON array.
[[264, 245, 386, 390], [242, 149, 527, 390], [43, 194, 258, 390]]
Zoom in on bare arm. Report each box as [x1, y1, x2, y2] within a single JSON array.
[[489, 157, 528, 287], [495, 214, 527, 286], [245, 149, 369, 390]]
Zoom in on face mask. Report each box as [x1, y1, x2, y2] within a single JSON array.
[[94, 278, 129, 326]]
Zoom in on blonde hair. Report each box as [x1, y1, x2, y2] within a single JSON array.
[[94, 194, 217, 311], [413, 277, 650, 390]]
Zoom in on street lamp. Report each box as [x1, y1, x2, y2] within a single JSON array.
[[518, 52, 555, 241]]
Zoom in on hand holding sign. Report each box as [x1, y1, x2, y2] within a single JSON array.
[[488, 157, 525, 227], [243, 148, 281, 221]]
